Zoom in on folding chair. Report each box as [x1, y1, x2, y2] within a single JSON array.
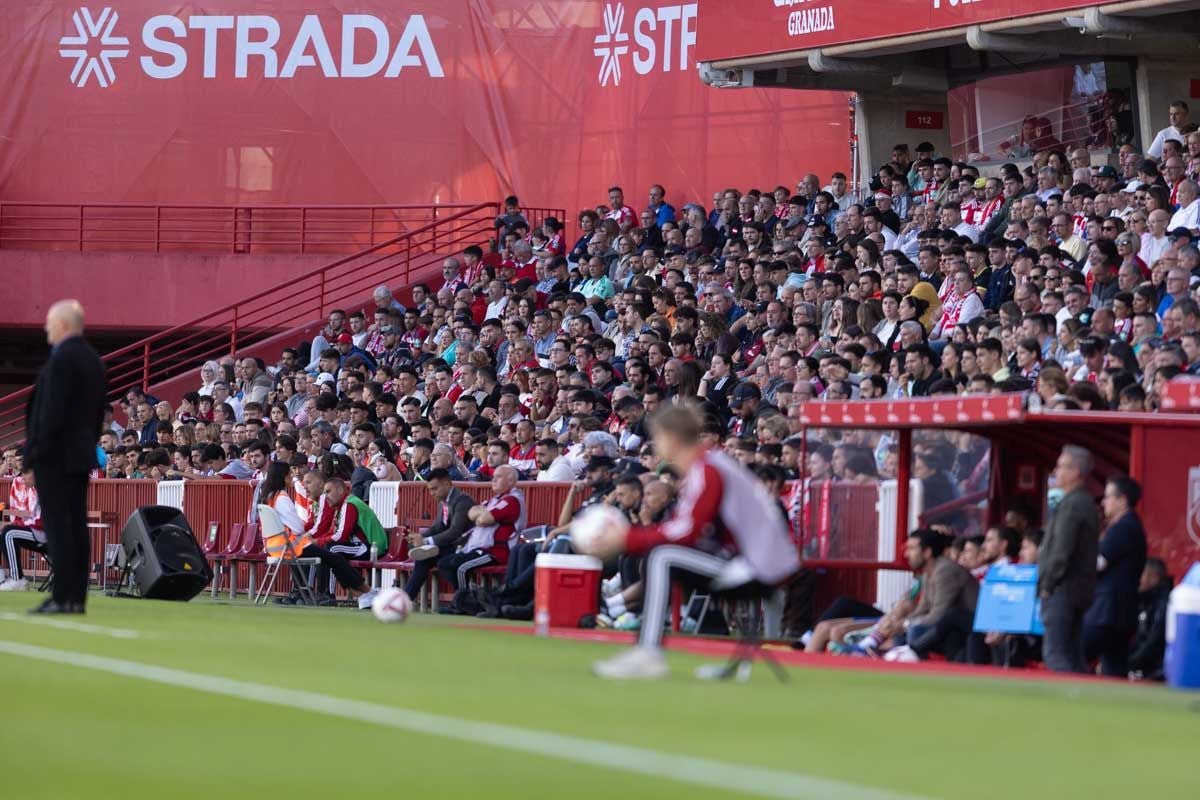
[[253, 505, 320, 606]]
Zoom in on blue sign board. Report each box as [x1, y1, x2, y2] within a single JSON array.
[[973, 563, 1044, 635]]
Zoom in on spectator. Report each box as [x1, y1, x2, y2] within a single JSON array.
[[0, 465, 43, 591], [1129, 558, 1171, 680], [1039, 445, 1101, 673], [891, 528, 978, 662], [437, 465, 524, 603]]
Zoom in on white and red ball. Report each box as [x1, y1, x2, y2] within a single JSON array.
[[570, 503, 630, 553], [371, 586, 413, 623]]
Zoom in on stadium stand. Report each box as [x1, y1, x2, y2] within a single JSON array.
[[5, 121, 1200, 676]]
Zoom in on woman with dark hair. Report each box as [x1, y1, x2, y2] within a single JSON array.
[[673, 360, 704, 402], [368, 438, 403, 481], [260, 461, 374, 607], [569, 210, 598, 264]]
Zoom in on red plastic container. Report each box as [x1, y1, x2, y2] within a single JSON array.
[[534, 553, 602, 633]]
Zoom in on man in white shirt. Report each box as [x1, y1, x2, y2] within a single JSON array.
[[939, 203, 978, 243], [1148, 100, 1190, 160], [535, 438, 577, 482], [1051, 213, 1086, 262], [823, 172, 853, 210], [484, 279, 509, 320], [1168, 180, 1200, 235], [1139, 209, 1173, 269]]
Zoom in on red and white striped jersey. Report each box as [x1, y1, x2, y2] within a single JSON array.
[[6, 476, 41, 529]]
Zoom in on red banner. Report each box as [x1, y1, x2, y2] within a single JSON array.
[[695, 0, 1101, 63], [0, 1, 848, 219]]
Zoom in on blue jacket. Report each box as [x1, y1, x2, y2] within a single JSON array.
[[1084, 511, 1147, 631]]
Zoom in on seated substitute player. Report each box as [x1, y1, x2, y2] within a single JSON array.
[[578, 404, 801, 680], [399, 468, 476, 601], [260, 463, 377, 608], [0, 464, 45, 591]]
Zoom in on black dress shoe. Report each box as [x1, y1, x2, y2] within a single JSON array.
[[500, 602, 533, 621], [29, 599, 84, 615]]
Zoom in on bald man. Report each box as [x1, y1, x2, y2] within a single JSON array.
[[25, 299, 106, 614]]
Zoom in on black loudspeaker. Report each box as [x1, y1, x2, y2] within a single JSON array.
[[121, 506, 211, 601]]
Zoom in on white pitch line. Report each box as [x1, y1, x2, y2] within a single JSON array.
[[0, 640, 928, 800], [0, 612, 140, 639]]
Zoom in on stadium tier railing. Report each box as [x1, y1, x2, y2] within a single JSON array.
[[0, 202, 560, 255], [0, 202, 565, 449]]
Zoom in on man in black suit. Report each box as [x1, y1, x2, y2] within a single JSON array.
[[1039, 445, 1101, 673], [398, 468, 474, 602], [1084, 476, 1148, 676], [25, 300, 106, 614]]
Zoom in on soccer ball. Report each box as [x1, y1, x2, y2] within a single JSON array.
[[570, 503, 630, 553], [371, 586, 413, 623]]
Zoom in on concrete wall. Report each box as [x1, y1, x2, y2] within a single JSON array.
[[1136, 58, 1200, 149], [856, 90, 951, 187]]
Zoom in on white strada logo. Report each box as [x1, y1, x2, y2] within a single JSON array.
[[59, 7, 130, 88], [593, 3, 698, 88], [58, 8, 443, 86], [593, 3, 629, 87]]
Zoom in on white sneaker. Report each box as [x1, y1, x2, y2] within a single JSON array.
[[592, 647, 669, 680], [409, 544, 439, 562], [883, 645, 920, 663], [601, 574, 622, 598], [0, 578, 29, 592], [357, 588, 379, 610]]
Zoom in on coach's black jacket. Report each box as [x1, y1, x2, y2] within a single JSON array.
[[424, 488, 477, 550], [25, 335, 107, 476]]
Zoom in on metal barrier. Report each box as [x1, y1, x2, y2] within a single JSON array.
[[0, 202, 490, 255], [156, 481, 185, 511], [369, 482, 401, 528]]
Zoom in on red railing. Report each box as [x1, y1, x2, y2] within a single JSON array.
[[0, 203, 491, 255], [0, 202, 565, 254], [0, 202, 563, 448]]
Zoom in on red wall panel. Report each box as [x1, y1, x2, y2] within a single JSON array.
[[0, 2, 848, 221]]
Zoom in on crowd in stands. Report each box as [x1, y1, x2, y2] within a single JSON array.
[[4, 98, 1197, 677]]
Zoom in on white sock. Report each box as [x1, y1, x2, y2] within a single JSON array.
[[606, 595, 627, 617]]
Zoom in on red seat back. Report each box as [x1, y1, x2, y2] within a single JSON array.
[[221, 524, 246, 557], [239, 523, 262, 555], [202, 521, 221, 555], [385, 528, 409, 561]]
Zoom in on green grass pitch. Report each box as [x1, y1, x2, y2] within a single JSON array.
[[0, 592, 1193, 800]]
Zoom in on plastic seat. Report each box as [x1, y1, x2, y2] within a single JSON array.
[[208, 524, 246, 598]]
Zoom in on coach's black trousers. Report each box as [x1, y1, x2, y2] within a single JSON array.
[[34, 469, 89, 607]]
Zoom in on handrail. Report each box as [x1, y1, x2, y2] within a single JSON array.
[[917, 489, 989, 527], [100, 204, 494, 361], [0, 201, 565, 449], [0, 202, 499, 254]]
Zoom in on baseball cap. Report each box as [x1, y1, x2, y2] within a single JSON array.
[[873, 190, 891, 201], [336, 333, 353, 344], [729, 382, 762, 408], [973, 177, 988, 190], [1096, 165, 1118, 179], [381, 325, 399, 335], [1120, 181, 1145, 194], [1169, 227, 1195, 241], [754, 302, 770, 315], [805, 214, 827, 227], [317, 372, 336, 384]]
